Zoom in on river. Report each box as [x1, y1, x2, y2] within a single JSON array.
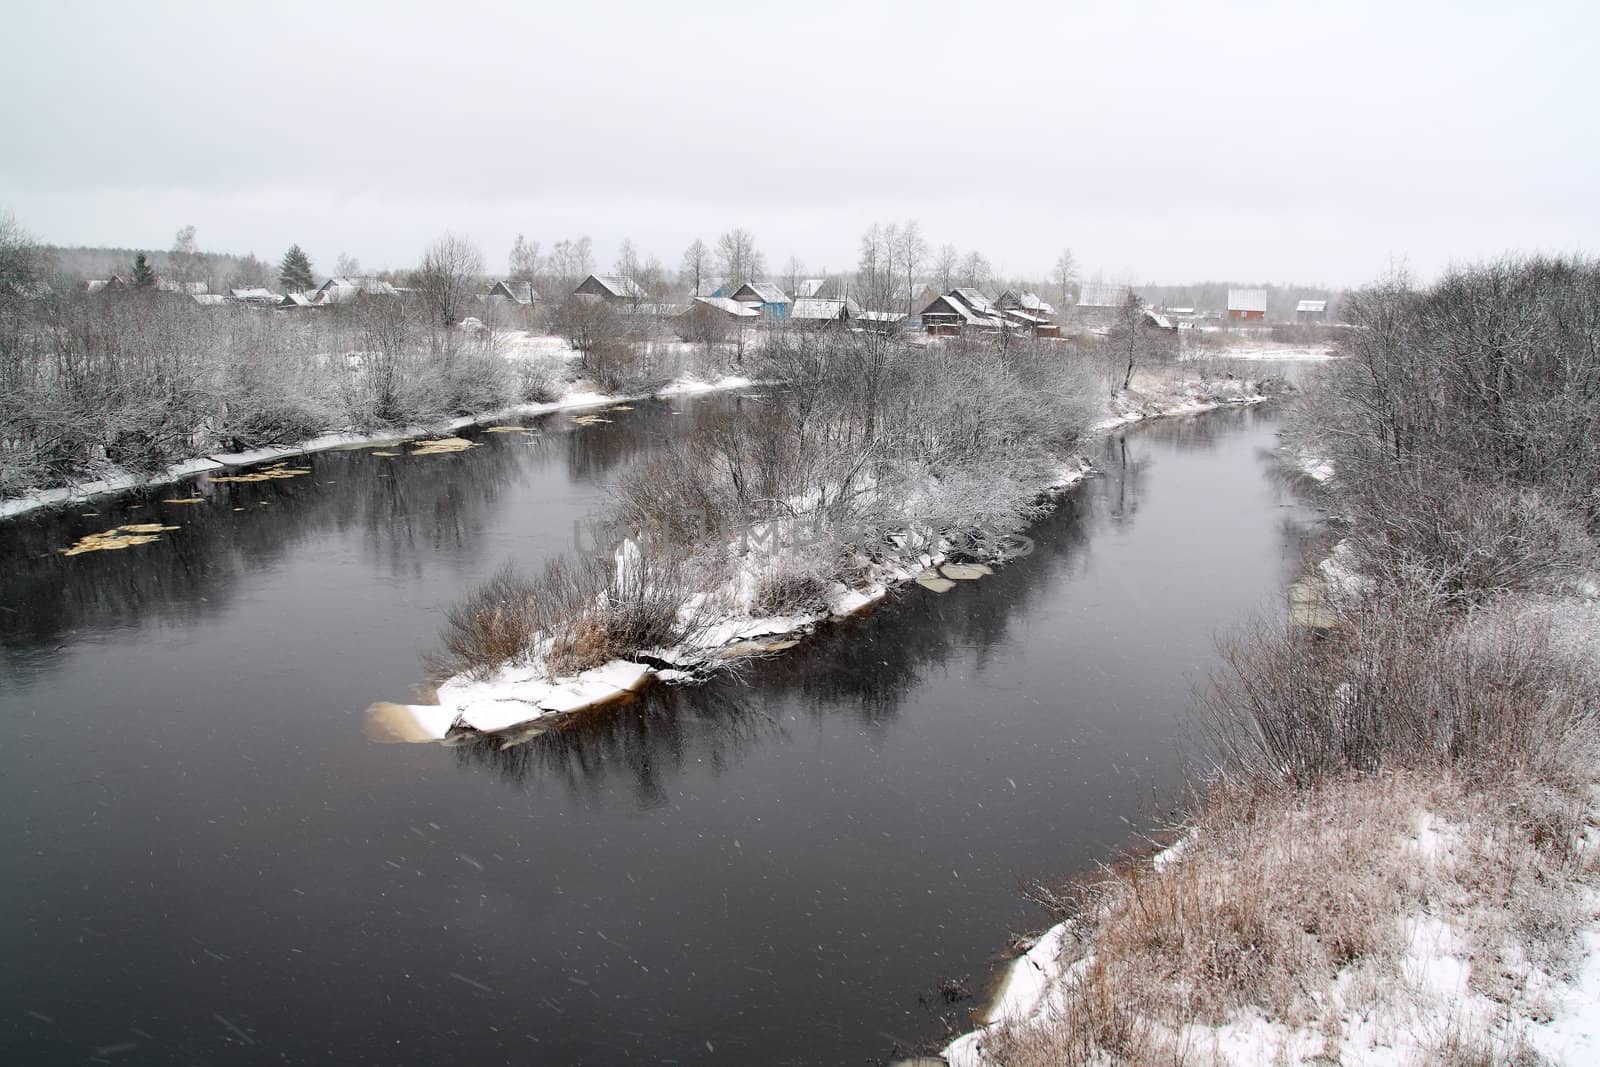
[[1, 388, 1319, 1064]]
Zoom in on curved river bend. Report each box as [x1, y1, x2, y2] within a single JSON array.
[[1, 389, 1318, 1064]]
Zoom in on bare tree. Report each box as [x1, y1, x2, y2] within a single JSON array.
[[335, 252, 361, 277], [783, 255, 804, 298], [548, 237, 594, 295], [960, 250, 991, 290], [1052, 248, 1078, 313], [716, 228, 764, 287], [934, 244, 959, 292], [509, 233, 541, 283], [417, 232, 486, 327], [897, 220, 926, 314], [170, 225, 200, 288], [1105, 291, 1174, 392], [679, 238, 711, 296]]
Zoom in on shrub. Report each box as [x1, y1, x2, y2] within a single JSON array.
[[434, 565, 542, 681]]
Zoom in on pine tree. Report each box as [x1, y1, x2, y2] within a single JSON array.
[[279, 244, 314, 293], [132, 252, 156, 289]]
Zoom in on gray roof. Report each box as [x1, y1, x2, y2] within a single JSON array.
[[997, 289, 1057, 315], [1296, 299, 1327, 313], [692, 296, 759, 318], [585, 274, 648, 299], [923, 294, 1004, 328], [732, 281, 790, 305], [1228, 289, 1268, 312], [317, 276, 399, 303], [489, 280, 538, 304], [950, 287, 996, 314], [791, 297, 860, 320]]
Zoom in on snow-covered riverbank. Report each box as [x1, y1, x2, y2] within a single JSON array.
[[936, 546, 1600, 1066], [0, 373, 753, 521]]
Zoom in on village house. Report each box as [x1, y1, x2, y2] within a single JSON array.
[[315, 276, 400, 305], [276, 293, 317, 310], [686, 296, 758, 323], [572, 274, 647, 305], [995, 289, 1058, 317], [920, 288, 1009, 336], [1000, 306, 1063, 339], [790, 296, 862, 327], [486, 280, 538, 306], [855, 310, 907, 334], [1227, 288, 1268, 321], [1295, 298, 1328, 322], [728, 281, 791, 320], [1075, 282, 1133, 330], [229, 287, 281, 307]]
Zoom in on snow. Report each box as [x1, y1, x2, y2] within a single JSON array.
[[943, 809, 1600, 1067], [657, 374, 753, 396]]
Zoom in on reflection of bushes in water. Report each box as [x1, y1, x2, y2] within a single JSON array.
[[559, 396, 746, 485], [450, 683, 787, 807], [451, 491, 1101, 802], [0, 426, 555, 662]]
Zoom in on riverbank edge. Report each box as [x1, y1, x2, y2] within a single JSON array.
[[0, 374, 756, 522], [934, 550, 1600, 1066], [375, 383, 1274, 744]]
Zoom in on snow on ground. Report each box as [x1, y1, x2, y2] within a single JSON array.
[[943, 780, 1600, 1067], [1192, 342, 1338, 361]]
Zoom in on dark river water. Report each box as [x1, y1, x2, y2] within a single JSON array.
[[1, 390, 1318, 1065]]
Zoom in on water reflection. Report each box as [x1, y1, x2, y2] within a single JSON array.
[[0, 398, 737, 673], [451, 488, 1099, 800]]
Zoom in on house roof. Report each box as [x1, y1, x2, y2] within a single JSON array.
[[230, 287, 279, 301], [1078, 283, 1131, 308], [584, 274, 648, 299], [277, 293, 317, 307], [192, 294, 228, 307], [1002, 308, 1051, 326], [791, 297, 860, 320], [997, 289, 1057, 315], [856, 310, 906, 323], [1164, 306, 1196, 315], [693, 296, 759, 318], [1228, 289, 1268, 312], [950, 287, 997, 314], [85, 279, 108, 293], [489, 280, 538, 304], [794, 278, 827, 299], [317, 276, 399, 303], [923, 294, 1005, 328], [1296, 299, 1327, 313], [1142, 309, 1175, 330], [732, 281, 790, 305]]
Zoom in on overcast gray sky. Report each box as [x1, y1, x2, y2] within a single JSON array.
[[2, 0, 1595, 287]]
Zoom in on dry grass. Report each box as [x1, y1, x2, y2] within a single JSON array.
[[974, 590, 1600, 1066], [432, 546, 723, 680], [984, 766, 1596, 1067]]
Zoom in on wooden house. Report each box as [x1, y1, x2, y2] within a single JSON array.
[[1295, 298, 1327, 322], [1227, 289, 1267, 321], [790, 296, 862, 327], [573, 274, 647, 304], [729, 281, 791, 320]]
